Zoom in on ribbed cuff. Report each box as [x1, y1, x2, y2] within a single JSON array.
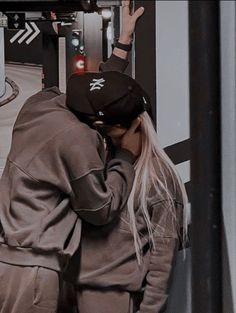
[[99, 54, 129, 73], [0, 244, 66, 272], [115, 148, 136, 164]]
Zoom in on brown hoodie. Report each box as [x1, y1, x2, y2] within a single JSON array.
[[0, 55, 134, 272], [64, 149, 184, 313]]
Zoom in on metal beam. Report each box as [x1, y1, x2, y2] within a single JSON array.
[[0, 0, 96, 12]]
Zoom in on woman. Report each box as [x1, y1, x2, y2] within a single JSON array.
[[63, 75, 188, 313]]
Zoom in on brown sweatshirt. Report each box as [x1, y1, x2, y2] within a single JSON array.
[[0, 55, 134, 272], [64, 161, 184, 313]]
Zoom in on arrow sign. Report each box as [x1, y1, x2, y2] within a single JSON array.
[[18, 22, 32, 44], [10, 22, 40, 45], [10, 28, 25, 43], [26, 23, 40, 45], [7, 12, 25, 30]]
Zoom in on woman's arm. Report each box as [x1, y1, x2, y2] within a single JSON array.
[[99, 0, 144, 72], [113, 0, 144, 59], [138, 200, 184, 313]]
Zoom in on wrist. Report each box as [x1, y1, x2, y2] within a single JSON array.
[[113, 39, 132, 52], [118, 34, 133, 45]]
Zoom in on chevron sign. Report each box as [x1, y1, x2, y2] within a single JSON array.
[[10, 22, 40, 45]]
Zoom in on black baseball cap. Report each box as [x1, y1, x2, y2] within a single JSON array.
[[66, 71, 152, 127]]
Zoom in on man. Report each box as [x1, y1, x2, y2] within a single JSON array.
[[0, 1, 144, 313]]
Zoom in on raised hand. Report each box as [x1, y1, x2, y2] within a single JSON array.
[[119, 0, 145, 44]]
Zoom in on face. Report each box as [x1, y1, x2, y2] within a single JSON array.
[[93, 121, 128, 145], [105, 125, 128, 147], [105, 125, 128, 138]]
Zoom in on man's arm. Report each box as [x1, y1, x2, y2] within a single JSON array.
[[99, 0, 144, 72], [70, 147, 135, 225], [67, 118, 141, 226]]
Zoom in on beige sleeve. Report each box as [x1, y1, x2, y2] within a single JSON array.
[[139, 201, 183, 313]]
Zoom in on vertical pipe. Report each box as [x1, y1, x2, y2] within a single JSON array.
[[102, 18, 108, 62], [42, 21, 59, 88], [58, 37, 66, 93], [65, 23, 77, 79], [189, 2, 222, 313]]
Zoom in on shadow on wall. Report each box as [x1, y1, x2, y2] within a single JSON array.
[[166, 248, 191, 313], [222, 226, 234, 313]]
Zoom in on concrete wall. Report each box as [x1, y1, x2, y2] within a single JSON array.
[[155, 1, 191, 312], [220, 2, 236, 312]]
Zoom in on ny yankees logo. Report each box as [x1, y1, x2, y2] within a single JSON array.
[[90, 78, 105, 91]]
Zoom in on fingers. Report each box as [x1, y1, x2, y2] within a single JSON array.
[[122, 0, 130, 15], [132, 6, 145, 21], [126, 117, 141, 134], [122, 0, 130, 7], [122, 0, 144, 19]]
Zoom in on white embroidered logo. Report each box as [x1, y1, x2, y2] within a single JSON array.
[[89, 78, 105, 91]]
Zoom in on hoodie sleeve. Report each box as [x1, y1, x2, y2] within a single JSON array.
[[99, 53, 129, 73], [64, 125, 135, 226], [138, 200, 183, 313]]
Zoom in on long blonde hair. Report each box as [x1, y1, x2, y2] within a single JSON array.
[[125, 112, 188, 264]]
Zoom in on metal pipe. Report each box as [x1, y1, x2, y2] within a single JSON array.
[[189, 1, 222, 313]]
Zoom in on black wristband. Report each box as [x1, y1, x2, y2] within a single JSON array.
[[113, 40, 132, 52]]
